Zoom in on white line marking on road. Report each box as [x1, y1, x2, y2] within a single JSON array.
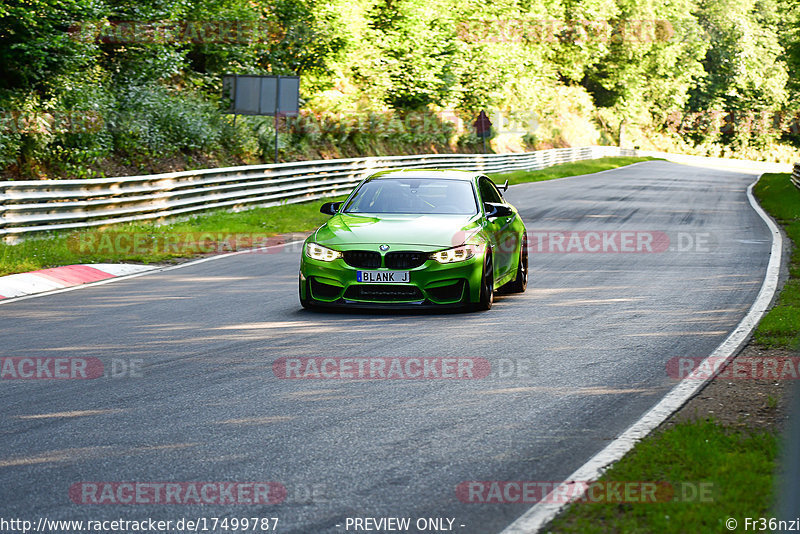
[[499, 176, 783, 533]]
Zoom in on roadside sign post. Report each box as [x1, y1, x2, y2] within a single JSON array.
[[474, 110, 492, 153], [223, 75, 300, 163]]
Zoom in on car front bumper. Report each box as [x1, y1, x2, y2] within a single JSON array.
[[299, 246, 484, 308]]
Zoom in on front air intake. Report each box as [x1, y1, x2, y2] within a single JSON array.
[[343, 250, 382, 269]]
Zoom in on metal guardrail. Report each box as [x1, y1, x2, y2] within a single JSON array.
[[0, 146, 633, 238], [792, 162, 800, 190]]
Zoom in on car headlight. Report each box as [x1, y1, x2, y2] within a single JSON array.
[[306, 242, 342, 262], [429, 245, 478, 263]]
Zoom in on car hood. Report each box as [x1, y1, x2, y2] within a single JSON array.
[[313, 213, 481, 248]]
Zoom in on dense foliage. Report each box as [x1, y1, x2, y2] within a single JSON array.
[[0, 0, 798, 178]]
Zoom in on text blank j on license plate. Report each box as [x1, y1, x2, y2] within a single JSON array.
[[357, 271, 410, 283]]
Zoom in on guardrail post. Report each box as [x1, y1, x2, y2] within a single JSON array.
[[0, 182, 6, 234]]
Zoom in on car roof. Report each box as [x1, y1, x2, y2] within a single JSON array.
[[368, 169, 481, 181]]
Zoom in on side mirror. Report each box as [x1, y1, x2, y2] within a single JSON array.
[[484, 202, 513, 218], [320, 201, 342, 215]]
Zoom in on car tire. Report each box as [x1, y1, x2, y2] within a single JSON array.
[[299, 277, 314, 309], [472, 254, 494, 311], [505, 234, 528, 293]]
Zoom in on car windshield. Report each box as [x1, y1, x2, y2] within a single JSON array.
[[343, 178, 477, 215]]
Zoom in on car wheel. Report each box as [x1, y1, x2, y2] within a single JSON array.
[[506, 234, 528, 293], [473, 253, 494, 311], [299, 276, 314, 309]]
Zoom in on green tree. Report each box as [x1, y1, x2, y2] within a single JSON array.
[[364, 0, 460, 109], [255, 0, 346, 76], [689, 0, 788, 112], [0, 0, 104, 92]]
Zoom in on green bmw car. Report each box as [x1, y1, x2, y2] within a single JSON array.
[[299, 169, 528, 311]]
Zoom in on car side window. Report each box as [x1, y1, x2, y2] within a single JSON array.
[[479, 177, 503, 204]]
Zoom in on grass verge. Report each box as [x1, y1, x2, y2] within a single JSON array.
[[753, 173, 800, 349], [546, 172, 800, 532], [547, 419, 779, 533], [0, 156, 654, 277], [498, 156, 656, 186]]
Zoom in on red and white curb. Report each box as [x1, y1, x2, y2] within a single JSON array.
[[0, 239, 306, 305], [0, 264, 157, 300]]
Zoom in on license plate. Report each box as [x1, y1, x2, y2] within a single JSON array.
[[357, 271, 410, 283]]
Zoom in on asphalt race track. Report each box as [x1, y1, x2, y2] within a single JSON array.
[[0, 160, 774, 533]]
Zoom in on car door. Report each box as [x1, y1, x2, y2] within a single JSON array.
[[478, 177, 515, 279]]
